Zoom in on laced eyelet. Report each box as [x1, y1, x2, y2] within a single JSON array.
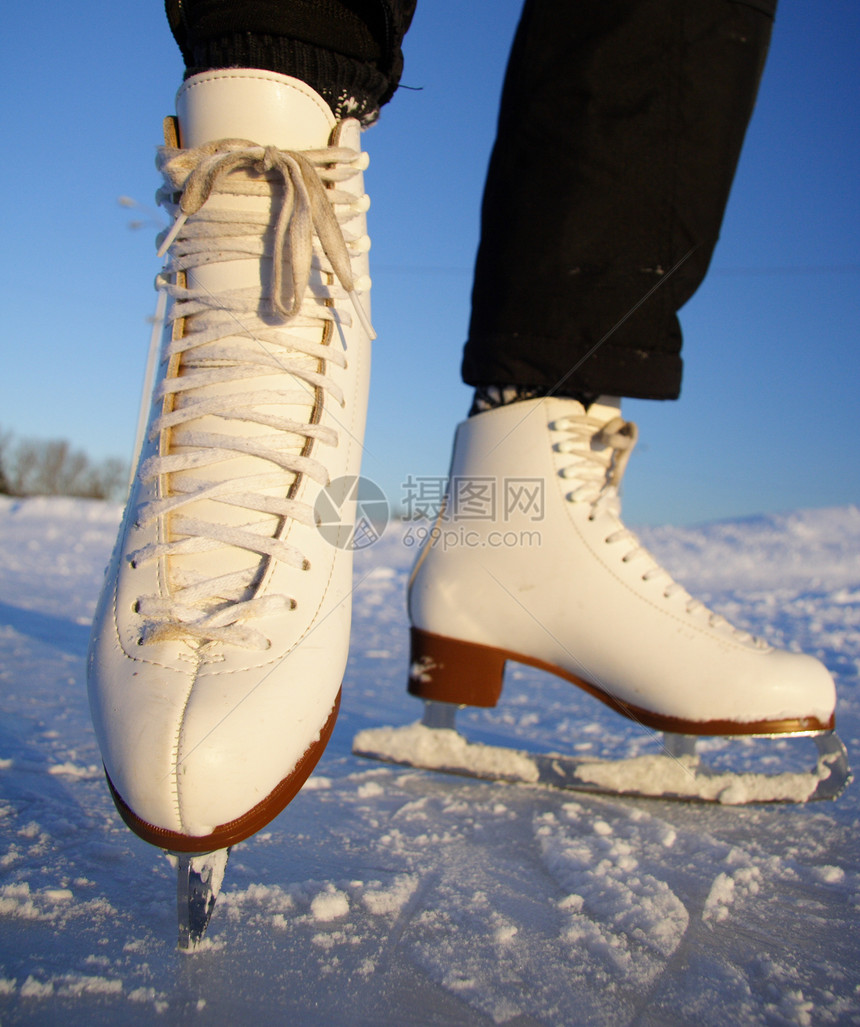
[[135, 138, 372, 648]]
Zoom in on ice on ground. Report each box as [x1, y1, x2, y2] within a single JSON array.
[[0, 497, 858, 1024], [701, 865, 763, 923]]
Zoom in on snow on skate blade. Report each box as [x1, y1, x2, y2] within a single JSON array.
[[571, 737, 847, 804], [354, 722, 541, 783], [352, 723, 851, 804], [171, 848, 230, 952]]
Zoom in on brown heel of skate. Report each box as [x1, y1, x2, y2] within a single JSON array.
[[407, 627, 506, 708]]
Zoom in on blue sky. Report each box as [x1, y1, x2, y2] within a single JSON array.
[[1, 1, 857, 525]]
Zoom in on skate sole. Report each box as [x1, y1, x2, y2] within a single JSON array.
[[407, 627, 834, 737], [104, 689, 340, 852]]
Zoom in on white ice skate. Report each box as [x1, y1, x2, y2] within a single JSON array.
[[87, 69, 374, 948], [354, 397, 850, 804]]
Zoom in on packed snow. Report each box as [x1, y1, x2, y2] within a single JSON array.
[[0, 496, 858, 1024]]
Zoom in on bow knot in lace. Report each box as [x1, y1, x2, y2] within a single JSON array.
[[156, 137, 374, 335], [553, 412, 639, 511]]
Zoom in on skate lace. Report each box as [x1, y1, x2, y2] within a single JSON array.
[[554, 413, 764, 645], [130, 134, 373, 650]]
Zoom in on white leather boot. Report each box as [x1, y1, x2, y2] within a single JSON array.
[[88, 70, 373, 852], [408, 397, 836, 735]]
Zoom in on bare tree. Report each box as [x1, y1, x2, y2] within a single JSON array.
[[85, 457, 129, 502], [0, 429, 12, 495], [0, 429, 128, 502]]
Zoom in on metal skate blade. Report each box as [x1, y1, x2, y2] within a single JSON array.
[[353, 703, 851, 805], [810, 731, 852, 800], [175, 848, 230, 952]]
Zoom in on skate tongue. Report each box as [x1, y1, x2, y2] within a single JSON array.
[[176, 69, 336, 151], [585, 395, 622, 421]]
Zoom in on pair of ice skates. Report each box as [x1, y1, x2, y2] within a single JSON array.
[[87, 70, 849, 949]]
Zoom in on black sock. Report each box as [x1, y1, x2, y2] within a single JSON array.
[[165, 0, 416, 124], [468, 385, 600, 417]]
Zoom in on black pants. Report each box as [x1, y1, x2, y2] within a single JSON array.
[[167, 0, 775, 400]]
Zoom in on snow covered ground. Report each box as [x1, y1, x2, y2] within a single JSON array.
[[0, 496, 858, 1025]]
